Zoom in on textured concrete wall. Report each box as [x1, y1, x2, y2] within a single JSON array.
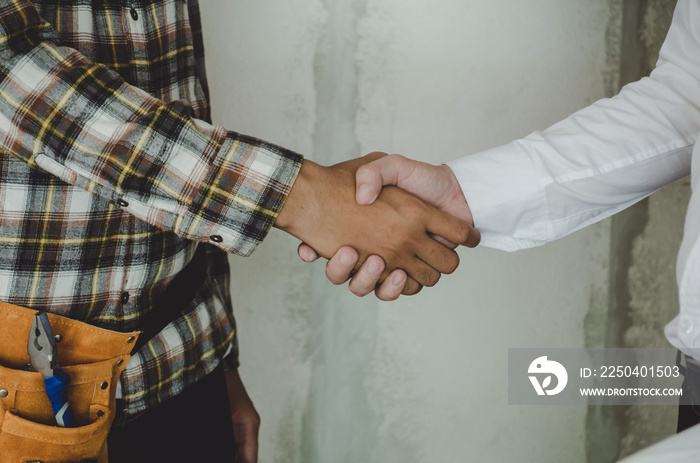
[[198, 1, 644, 462]]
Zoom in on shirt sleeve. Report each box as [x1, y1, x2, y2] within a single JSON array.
[[448, 0, 700, 252], [0, 0, 302, 257]]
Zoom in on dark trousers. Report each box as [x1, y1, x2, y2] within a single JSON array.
[[108, 365, 236, 462], [677, 371, 700, 432], [677, 351, 700, 433]]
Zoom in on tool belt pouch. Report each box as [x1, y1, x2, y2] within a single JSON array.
[[0, 301, 140, 463]]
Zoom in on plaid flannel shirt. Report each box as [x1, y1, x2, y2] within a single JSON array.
[[0, 0, 302, 415]]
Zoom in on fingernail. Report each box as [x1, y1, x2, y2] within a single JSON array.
[[357, 184, 374, 204], [392, 272, 405, 286], [367, 260, 381, 274], [340, 252, 354, 265]]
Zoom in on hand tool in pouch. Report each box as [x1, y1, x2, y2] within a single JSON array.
[[27, 310, 77, 427]]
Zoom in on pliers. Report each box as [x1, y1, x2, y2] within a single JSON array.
[[27, 311, 76, 427]]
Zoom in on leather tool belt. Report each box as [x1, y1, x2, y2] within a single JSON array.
[[0, 300, 140, 463]]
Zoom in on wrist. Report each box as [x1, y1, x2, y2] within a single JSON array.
[[439, 164, 474, 227], [274, 159, 325, 234]]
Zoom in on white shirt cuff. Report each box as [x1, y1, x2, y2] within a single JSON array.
[[447, 141, 547, 251]]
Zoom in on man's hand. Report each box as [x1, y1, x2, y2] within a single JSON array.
[[354, 153, 473, 225], [297, 153, 478, 300], [225, 369, 261, 463], [277, 153, 477, 288]]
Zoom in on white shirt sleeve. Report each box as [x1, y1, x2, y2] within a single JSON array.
[[448, 0, 700, 252]]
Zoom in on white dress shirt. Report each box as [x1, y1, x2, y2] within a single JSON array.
[[447, 0, 700, 354]]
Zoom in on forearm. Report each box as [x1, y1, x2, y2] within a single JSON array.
[[450, 1, 700, 251], [0, 1, 303, 256]]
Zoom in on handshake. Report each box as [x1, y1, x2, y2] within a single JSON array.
[[274, 152, 480, 301]]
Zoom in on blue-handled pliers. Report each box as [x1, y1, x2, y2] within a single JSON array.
[[27, 311, 76, 427]]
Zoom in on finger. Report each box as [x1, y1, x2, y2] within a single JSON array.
[[462, 225, 481, 248], [298, 243, 319, 262], [355, 154, 409, 205], [426, 209, 481, 248], [233, 420, 259, 463], [375, 269, 407, 301], [348, 255, 386, 297], [461, 225, 481, 248], [325, 246, 359, 285], [415, 238, 460, 275], [401, 276, 423, 296], [403, 257, 442, 287], [428, 232, 458, 250]]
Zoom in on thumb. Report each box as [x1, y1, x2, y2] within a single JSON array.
[[355, 154, 409, 205]]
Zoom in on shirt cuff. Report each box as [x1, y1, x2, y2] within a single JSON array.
[[179, 132, 303, 257], [447, 141, 548, 251]]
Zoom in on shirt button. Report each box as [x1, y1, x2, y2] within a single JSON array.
[[210, 235, 223, 243], [681, 317, 694, 335], [120, 292, 130, 304], [130, 7, 139, 21], [116, 199, 129, 207]]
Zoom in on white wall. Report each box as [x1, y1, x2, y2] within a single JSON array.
[[200, 1, 613, 462]]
